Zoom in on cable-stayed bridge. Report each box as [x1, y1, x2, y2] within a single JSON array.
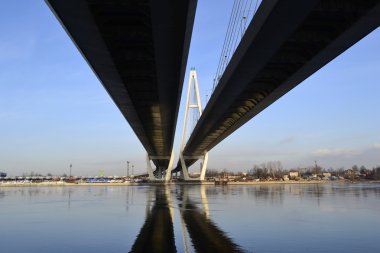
[[47, 0, 380, 181]]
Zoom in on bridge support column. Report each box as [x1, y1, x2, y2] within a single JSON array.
[[165, 152, 175, 182], [179, 153, 190, 181], [146, 151, 174, 182], [146, 154, 155, 181], [180, 152, 208, 181]]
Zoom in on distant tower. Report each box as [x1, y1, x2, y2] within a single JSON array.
[[179, 68, 208, 181]]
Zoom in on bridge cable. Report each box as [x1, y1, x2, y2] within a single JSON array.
[[212, 0, 239, 92], [219, 0, 244, 82], [211, 0, 261, 94]]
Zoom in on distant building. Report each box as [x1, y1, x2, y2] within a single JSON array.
[[344, 169, 353, 177], [289, 170, 299, 179], [322, 172, 331, 178], [189, 172, 200, 177], [0, 172, 6, 178], [227, 175, 240, 180]]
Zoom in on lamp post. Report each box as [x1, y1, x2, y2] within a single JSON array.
[[69, 164, 72, 178], [127, 161, 130, 178]]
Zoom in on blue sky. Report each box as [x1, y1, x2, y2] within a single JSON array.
[[0, 1, 379, 176]]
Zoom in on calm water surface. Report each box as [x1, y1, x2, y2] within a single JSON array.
[[1, 183, 380, 253]]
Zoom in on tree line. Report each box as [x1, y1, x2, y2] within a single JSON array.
[[206, 161, 380, 180]]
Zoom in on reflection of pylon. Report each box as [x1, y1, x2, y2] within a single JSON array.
[[178, 186, 210, 251], [180, 68, 208, 181]]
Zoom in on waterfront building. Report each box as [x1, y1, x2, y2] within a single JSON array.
[[289, 170, 299, 179]]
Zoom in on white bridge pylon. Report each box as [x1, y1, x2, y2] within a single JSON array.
[[180, 68, 208, 181]]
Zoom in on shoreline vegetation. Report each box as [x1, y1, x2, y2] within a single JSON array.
[[1, 180, 379, 187], [2, 163, 379, 187]]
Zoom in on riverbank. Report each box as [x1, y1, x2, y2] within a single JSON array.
[[1, 179, 375, 187]]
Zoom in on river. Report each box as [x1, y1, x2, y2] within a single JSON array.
[[1, 183, 380, 252]]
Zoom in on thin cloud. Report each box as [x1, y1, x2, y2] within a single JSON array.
[[312, 143, 380, 158], [312, 148, 361, 157], [279, 136, 295, 144]]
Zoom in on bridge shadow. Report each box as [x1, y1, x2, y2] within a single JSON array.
[[130, 186, 243, 253]]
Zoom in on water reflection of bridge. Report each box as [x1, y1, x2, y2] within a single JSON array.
[[130, 187, 176, 253], [130, 186, 242, 253]]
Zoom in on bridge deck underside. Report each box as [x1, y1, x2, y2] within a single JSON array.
[[179, 0, 380, 169], [47, 0, 196, 168]]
